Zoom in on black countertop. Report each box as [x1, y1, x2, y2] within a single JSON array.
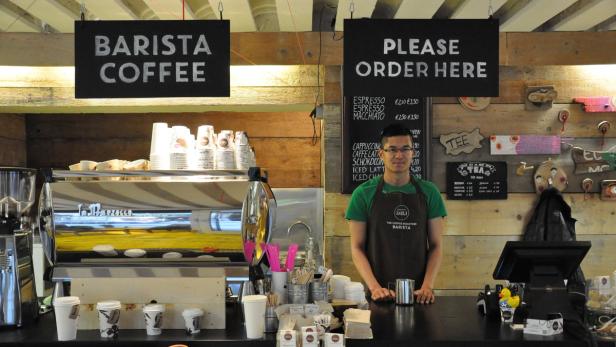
[[0, 297, 611, 347]]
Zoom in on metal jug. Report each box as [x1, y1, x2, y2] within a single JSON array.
[[388, 279, 414, 305]]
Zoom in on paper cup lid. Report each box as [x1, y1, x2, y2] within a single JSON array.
[[97, 300, 121, 309], [242, 295, 267, 303], [143, 304, 165, 312], [124, 248, 146, 258], [182, 308, 203, 317], [54, 296, 80, 306], [332, 275, 350, 281], [162, 252, 182, 259]]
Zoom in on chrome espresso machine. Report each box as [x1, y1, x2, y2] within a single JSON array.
[[0, 167, 38, 327], [38, 167, 276, 330]]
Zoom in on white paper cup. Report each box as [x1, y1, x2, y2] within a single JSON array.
[[143, 304, 165, 336], [243, 295, 267, 339], [271, 271, 288, 304], [53, 296, 80, 341], [150, 122, 170, 154], [331, 275, 351, 300], [182, 308, 204, 334], [97, 300, 121, 338]]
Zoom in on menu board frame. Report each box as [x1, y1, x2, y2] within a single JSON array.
[[341, 96, 432, 194], [446, 161, 508, 200]]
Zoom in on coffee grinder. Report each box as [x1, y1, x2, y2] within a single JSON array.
[[0, 167, 38, 327]]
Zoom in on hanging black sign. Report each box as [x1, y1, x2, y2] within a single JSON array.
[[343, 18, 499, 97], [446, 161, 507, 200], [342, 96, 431, 194], [75, 20, 230, 98]]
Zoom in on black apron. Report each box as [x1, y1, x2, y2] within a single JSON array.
[[366, 176, 429, 292]]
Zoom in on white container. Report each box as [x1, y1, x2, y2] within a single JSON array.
[[331, 275, 351, 300], [143, 304, 165, 336], [344, 282, 365, 304], [243, 295, 267, 339], [182, 308, 204, 334], [150, 123, 170, 154], [271, 271, 288, 304], [96, 300, 121, 338], [53, 296, 80, 341]]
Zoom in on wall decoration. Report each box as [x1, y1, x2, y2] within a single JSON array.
[[573, 96, 616, 112], [458, 97, 490, 111], [534, 159, 567, 194], [600, 180, 616, 201], [525, 86, 556, 110], [558, 109, 570, 133], [439, 128, 483, 155], [490, 135, 561, 155], [515, 162, 534, 176], [446, 161, 507, 200], [571, 147, 616, 174]]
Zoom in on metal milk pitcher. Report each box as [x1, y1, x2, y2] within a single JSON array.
[[388, 279, 415, 305]]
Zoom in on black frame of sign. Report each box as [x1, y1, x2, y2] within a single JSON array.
[[341, 96, 432, 194]]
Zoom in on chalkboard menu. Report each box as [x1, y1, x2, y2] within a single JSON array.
[[342, 96, 431, 194], [446, 162, 507, 200]]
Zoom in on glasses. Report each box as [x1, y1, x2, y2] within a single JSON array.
[[382, 146, 413, 154]]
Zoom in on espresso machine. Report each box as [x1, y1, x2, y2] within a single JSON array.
[[0, 167, 38, 327], [38, 168, 276, 330]]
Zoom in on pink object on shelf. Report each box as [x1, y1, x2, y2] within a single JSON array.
[[286, 243, 299, 271], [243, 240, 255, 263]]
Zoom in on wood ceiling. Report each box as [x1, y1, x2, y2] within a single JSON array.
[[0, 0, 615, 34]]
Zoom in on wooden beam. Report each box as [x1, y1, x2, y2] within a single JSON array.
[[143, 0, 193, 20], [81, 0, 136, 20], [9, 0, 77, 33], [209, 0, 256, 32], [499, 0, 577, 32], [451, 0, 507, 19], [276, 0, 312, 31], [551, 0, 616, 31], [335, 0, 377, 31], [394, 0, 445, 18], [2, 32, 616, 66]]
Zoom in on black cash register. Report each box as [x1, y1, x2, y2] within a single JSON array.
[[492, 241, 591, 320]]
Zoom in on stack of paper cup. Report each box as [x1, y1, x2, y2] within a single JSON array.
[[182, 308, 204, 334], [242, 295, 267, 339], [195, 125, 216, 170], [96, 300, 121, 338], [344, 282, 366, 304], [234, 131, 251, 170], [53, 296, 80, 341], [170, 126, 191, 170], [143, 304, 165, 336], [215, 130, 235, 169], [150, 123, 170, 170], [331, 275, 351, 300]]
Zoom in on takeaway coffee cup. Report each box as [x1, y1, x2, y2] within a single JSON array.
[[96, 300, 121, 338], [53, 296, 80, 341], [182, 308, 204, 334], [143, 304, 165, 336], [243, 295, 267, 339]]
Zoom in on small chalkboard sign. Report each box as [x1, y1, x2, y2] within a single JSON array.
[[446, 162, 507, 200], [342, 96, 431, 194]]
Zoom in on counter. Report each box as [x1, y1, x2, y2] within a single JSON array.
[[0, 297, 609, 346]]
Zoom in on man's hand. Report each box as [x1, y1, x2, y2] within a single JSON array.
[[370, 287, 395, 301], [414, 286, 435, 304]]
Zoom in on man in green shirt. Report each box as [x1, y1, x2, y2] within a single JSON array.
[[346, 123, 447, 304]]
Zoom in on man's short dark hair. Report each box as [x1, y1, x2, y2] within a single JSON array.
[[380, 123, 413, 147]]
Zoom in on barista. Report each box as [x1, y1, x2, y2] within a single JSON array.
[[346, 123, 447, 304]]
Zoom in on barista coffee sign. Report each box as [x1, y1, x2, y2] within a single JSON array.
[[75, 20, 230, 98], [343, 19, 499, 97]]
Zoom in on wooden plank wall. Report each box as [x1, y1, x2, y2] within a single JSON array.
[[26, 113, 321, 188], [324, 65, 616, 292], [0, 114, 27, 166]]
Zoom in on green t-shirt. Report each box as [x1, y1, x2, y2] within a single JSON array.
[[345, 176, 447, 222]]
